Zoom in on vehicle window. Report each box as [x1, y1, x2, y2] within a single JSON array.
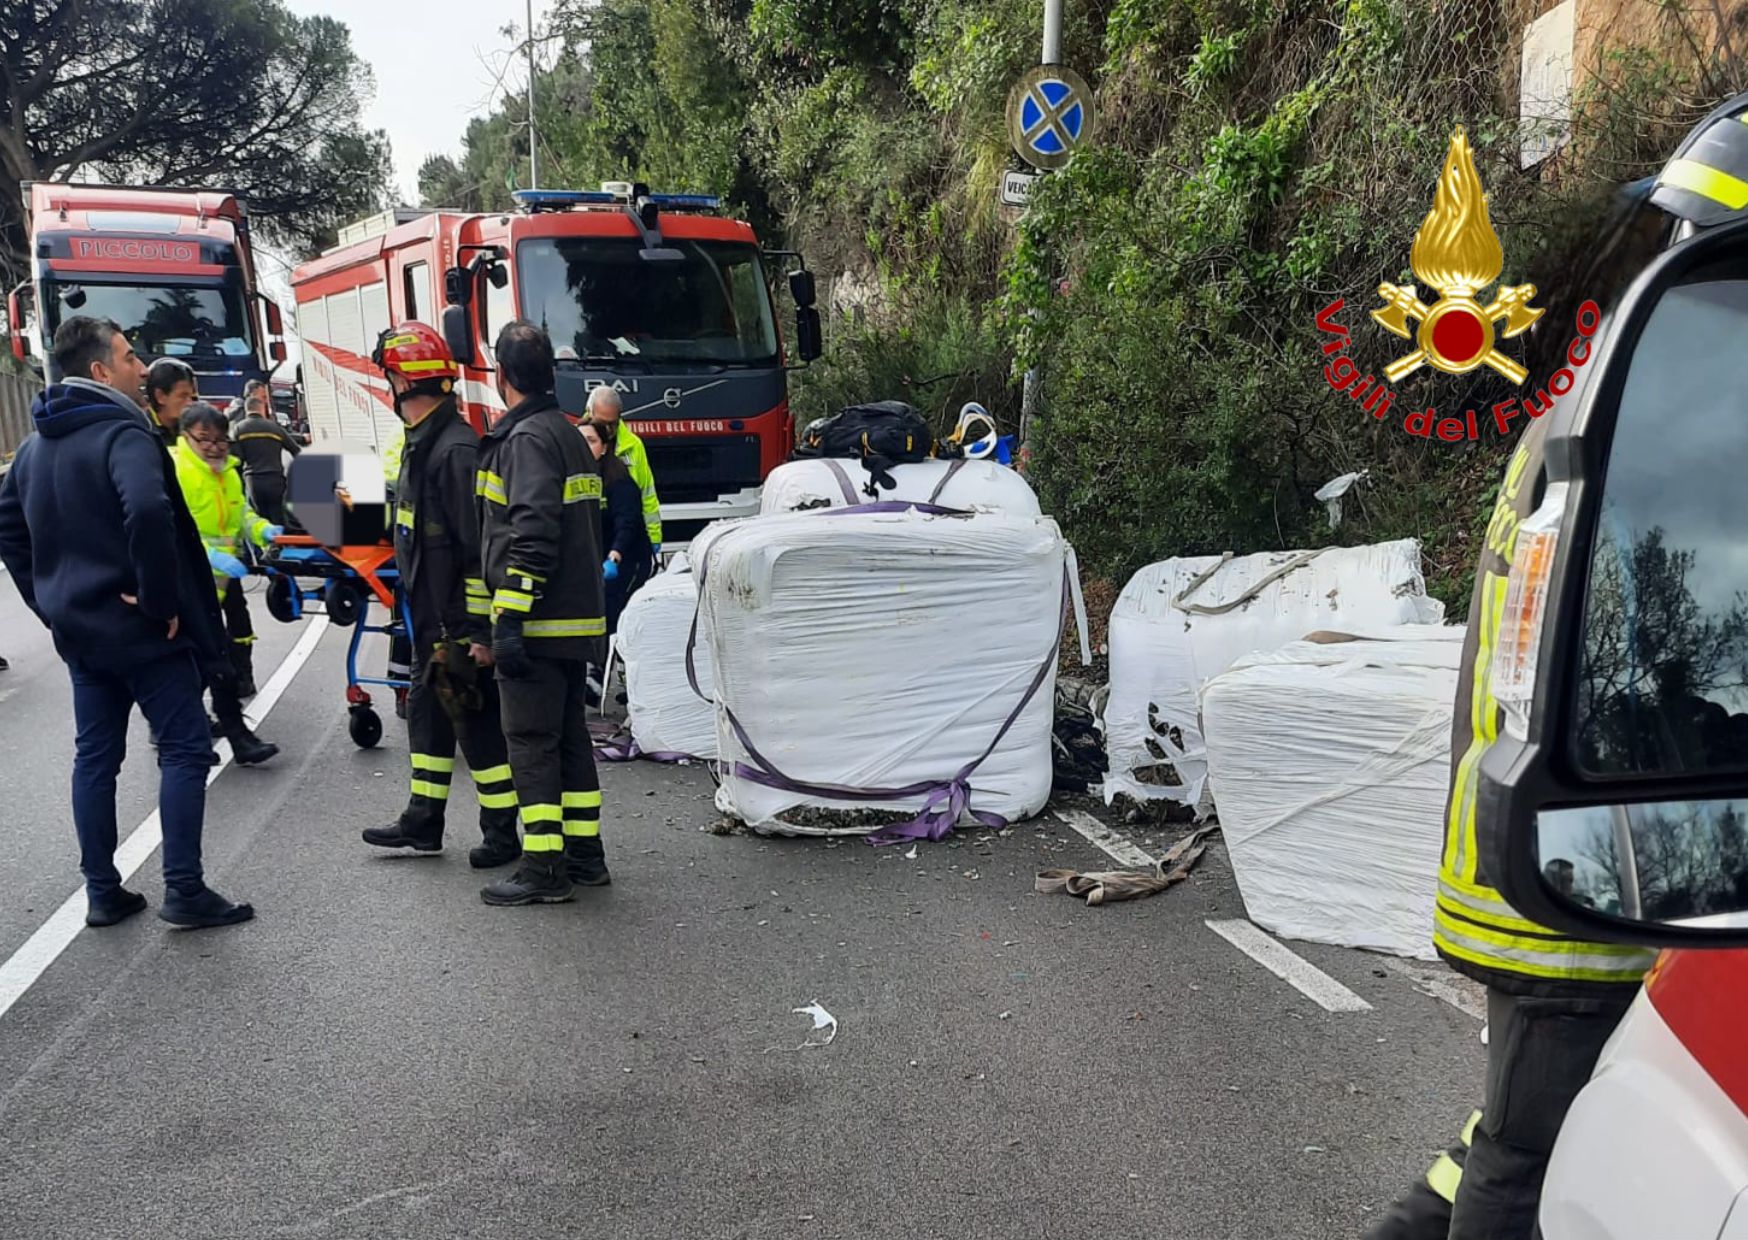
[[403, 261, 428, 323], [483, 265, 515, 360], [517, 238, 778, 366], [1575, 266, 1748, 777], [44, 281, 251, 359]]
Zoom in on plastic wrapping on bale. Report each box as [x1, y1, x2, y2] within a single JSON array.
[[698, 507, 1065, 836], [1200, 626, 1464, 959], [1101, 540, 1445, 813], [759, 458, 1042, 517], [617, 563, 717, 762]]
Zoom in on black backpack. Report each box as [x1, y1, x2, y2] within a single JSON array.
[[796, 400, 936, 496]]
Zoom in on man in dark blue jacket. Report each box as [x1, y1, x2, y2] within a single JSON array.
[[0, 317, 254, 929]]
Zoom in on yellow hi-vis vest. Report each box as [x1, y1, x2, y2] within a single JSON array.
[[171, 439, 272, 592], [1435, 416, 1655, 994], [613, 422, 663, 546]]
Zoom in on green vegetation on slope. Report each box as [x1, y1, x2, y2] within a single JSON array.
[[430, 0, 1743, 612]]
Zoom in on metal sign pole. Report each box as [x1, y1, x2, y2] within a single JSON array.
[[527, 0, 540, 191], [1019, 0, 1064, 460]]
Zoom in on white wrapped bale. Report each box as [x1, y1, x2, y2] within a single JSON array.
[[1102, 541, 1445, 812], [1200, 627, 1464, 960], [617, 565, 716, 761], [760, 458, 1042, 517], [700, 507, 1064, 835]]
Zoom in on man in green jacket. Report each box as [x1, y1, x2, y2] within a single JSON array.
[[584, 386, 662, 555]]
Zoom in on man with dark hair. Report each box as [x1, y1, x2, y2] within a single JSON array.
[[226, 379, 268, 428], [0, 316, 254, 929], [145, 357, 197, 448], [476, 319, 611, 904]]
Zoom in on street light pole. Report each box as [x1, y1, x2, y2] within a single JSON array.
[[1018, 0, 1064, 461], [526, 0, 539, 190]]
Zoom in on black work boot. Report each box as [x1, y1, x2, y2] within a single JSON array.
[[480, 853, 574, 906], [231, 643, 257, 699], [565, 834, 612, 887], [223, 722, 279, 766], [86, 888, 148, 928], [159, 886, 254, 929], [363, 799, 445, 853], [469, 811, 521, 869]]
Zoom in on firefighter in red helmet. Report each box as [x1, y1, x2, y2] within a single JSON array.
[[361, 322, 521, 869]]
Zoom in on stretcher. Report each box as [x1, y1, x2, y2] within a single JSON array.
[[255, 534, 413, 749]]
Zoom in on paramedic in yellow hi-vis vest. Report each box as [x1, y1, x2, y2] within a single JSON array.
[[476, 321, 610, 906], [360, 323, 521, 869], [1366, 412, 1656, 1240], [583, 386, 662, 556]]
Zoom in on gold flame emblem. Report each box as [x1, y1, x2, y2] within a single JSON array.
[[1372, 127, 1542, 384]]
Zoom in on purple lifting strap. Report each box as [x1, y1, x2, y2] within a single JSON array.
[[686, 501, 1065, 845]]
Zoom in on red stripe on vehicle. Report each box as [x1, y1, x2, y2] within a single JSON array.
[[1646, 949, 1748, 1115]]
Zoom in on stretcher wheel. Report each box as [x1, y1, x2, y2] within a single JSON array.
[[265, 575, 299, 624], [348, 705, 382, 749], [325, 580, 363, 627]]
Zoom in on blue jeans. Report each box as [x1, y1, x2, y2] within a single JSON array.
[[67, 650, 212, 899]]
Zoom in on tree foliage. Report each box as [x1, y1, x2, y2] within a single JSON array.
[[0, 0, 393, 281]]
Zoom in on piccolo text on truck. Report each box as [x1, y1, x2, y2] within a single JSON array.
[[290, 184, 823, 543], [9, 183, 288, 403]]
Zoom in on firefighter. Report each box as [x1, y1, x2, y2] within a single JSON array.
[[360, 323, 521, 869], [477, 320, 610, 905], [583, 386, 662, 557]]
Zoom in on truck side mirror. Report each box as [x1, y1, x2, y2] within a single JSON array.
[[444, 266, 471, 306], [794, 306, 822, 363], [270, 340, 287, 362], [789, 269, 816, 308], [264, 298, 284, 336], [486, 259, 509, 290], [442, 304, 477, 367]]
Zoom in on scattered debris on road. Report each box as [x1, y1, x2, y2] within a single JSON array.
[[789, 1001, 839, 1050], [1035, 825, 1219, 905]]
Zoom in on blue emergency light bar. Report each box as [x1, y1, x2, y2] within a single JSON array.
[[511, 188, 722, 213]]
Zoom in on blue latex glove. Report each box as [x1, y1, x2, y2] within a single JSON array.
[[262, 525, 285, 541], [651, 542, 662, 558], [603, 558, 620, 581], [209, 549, 248, 580]]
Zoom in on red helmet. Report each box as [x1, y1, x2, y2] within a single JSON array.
[[371, 322, 458, 396]]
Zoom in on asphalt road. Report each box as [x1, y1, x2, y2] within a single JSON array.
[[0, 569, 1485, 1240]]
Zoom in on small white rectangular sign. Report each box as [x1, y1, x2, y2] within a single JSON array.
[[1001, 169, 1039, 207]]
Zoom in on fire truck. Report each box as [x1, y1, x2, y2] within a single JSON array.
[[9, 183, 287, 401], [290, 184, 821, 542]]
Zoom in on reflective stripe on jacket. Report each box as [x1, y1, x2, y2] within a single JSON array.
[[171, 438, 271, 588], [614, 422, 662, 546], [1437, 415, 1655, 996]]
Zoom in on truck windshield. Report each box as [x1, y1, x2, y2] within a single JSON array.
[[43, 281, 253, 361], [517, 237, 779, 366]]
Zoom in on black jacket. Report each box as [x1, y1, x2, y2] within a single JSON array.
[[395, 399, 488, 647], [477, 392, 605, 660], [0, 382, 228, 676], [601, 472, 652, 565], [231, 413, 300, 480]]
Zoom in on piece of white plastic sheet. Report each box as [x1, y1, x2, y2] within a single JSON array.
[[1101, 540, 1445, 812], [759, 458, 1043, 517], [700, 507, 1065, 834], [617, 560, 717, 760], [1200, 626, 1464, 959]]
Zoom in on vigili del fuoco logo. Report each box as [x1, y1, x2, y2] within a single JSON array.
[[1313, 127, 1600, 442]]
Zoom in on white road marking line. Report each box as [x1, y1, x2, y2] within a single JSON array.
[[0, 617, 329, 1023], [1053, 808, 1157, 869], [1205, 919, 1374, 1013], [1381, 956, 1487, 1021]]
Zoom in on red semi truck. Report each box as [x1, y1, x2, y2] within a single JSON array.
[[9, 182, 287, 403], [290, 184, 821, 543]]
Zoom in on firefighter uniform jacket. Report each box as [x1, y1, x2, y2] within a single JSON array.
[[477, 392, 606, 659], [395, 399, 489, 647], [1438, 413, 1655, 998], [230, 414, 301, 480]]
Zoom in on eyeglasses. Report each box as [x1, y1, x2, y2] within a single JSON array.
[[186, 433, 229, 449]]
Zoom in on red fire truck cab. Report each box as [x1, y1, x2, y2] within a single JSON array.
[[291, 185, 821, 543], [10, 182, 287, 402]]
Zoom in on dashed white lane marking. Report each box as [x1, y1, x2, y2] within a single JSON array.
[[1206, 919, 1374, 1013], [1380, 956, 1488, 1021], [0, 617, 329, 1023], [1053, 808, 1157, 868]]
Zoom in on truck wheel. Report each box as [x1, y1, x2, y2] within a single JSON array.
[[325, 581, 362, 627], [348, 705, 382, 749], [265, 575, 299, 624]]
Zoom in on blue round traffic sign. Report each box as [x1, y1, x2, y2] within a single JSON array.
[[1008, 66, 1094, 170]]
